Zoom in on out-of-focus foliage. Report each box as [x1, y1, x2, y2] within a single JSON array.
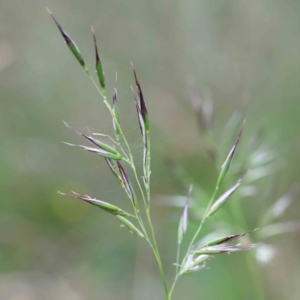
[[0, 0, 300, 299]]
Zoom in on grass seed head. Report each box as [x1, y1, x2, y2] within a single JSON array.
[[63, 122, 123, 160], [207, 178, 242, 217], [91, 26, 106, 93], [178, 185, 193, 244], [47, 8, 87, 72], [203, 229, 257, 247], [112, 86, 120, 138], [59, 191, 132, 216], [132, 86, 146, 140], [193, 243, 254, 255], [216, 121, 245, 189], [131, 62, 149, 132], [64, 142, 123, 160]]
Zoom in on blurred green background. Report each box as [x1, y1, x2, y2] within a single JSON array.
[[0, 0, 300, 299]]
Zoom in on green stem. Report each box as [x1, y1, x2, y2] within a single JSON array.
[[146, 134, 151, 208], [176, 243, 181, 276], [146, 209, 169, 298], [169, 274, 179, 300]]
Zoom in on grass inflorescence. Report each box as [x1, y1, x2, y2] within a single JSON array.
[[46, 9, 288, 299]]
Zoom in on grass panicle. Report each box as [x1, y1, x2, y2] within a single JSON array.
[[48, 11, 289, 300]]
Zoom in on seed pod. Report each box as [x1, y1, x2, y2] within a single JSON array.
[[115, 215, 144, 238], [63, 122, 123, 160], [91, 27, 105, 93], [47, 8, 87, 72], [207, 178, 242, 217], [59, 191, 132, 217], [216, 121, 245, 189], [178, 185, 192, 245], [64, 142, 122, 160], [131, 63, 149, 132]]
